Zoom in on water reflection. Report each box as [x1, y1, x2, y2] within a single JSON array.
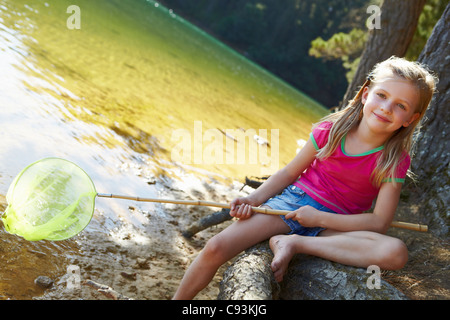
[[0, 0, 327, 299]]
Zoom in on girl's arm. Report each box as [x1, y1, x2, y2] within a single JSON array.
[[287, 181, 402, 234], [230, 138, 317, 218]]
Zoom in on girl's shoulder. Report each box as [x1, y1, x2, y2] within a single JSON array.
[[311, 121, 334, 150]]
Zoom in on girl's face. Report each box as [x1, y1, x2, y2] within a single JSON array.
[[361, 77, 421, 135]]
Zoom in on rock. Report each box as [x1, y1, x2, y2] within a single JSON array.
[[120, 271, 137, 280], [35, 276, 54, 289], [135, 258, 150, 269]]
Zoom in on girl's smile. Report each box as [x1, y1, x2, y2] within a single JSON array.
[[372, 111, 391, 123]]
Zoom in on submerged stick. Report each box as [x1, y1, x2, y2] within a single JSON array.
[[83, 279, 132, 300], [96, 193, 428, 232], [181, 208, 232, 238]]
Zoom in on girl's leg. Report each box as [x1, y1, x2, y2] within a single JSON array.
[[173, 212, 290, 300], [270, 229, 408, 282]]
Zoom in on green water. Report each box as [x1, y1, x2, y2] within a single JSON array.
[[0, 0, 327, 299], [0, 0, 326, 180]]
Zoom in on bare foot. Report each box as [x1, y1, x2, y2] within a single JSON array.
[[269, 235, 297, 282]]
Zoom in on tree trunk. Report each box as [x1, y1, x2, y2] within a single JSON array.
[[407, 4, 450, 236], [340, 0, 426, 109], [218, 241, 408, 300]]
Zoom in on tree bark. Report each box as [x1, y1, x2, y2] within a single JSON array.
[[279, 254, 408, 300], [218, 241, 408, 300], [340, 0, 426, 109], [407, 4, 450, 236]]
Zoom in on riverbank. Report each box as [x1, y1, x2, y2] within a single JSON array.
[[1, 163, 447, 300], [30, 168, 248, 300]]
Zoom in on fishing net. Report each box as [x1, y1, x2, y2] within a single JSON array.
[[1, 158, 97, 241]]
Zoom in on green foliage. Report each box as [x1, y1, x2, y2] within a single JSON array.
[[309, 29, 367, 60], [309, 28, 366, 82]]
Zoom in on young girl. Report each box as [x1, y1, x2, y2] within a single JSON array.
[[173, 56, 437, 299]]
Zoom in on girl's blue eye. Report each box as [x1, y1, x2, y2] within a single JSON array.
[[398, 104, 406, 110], [377, 93, 386, 99]]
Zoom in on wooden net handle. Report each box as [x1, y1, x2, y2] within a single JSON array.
[[97, 193, 428, 232]]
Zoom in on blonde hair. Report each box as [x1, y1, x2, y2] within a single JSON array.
[[316, 56, 437, 187]]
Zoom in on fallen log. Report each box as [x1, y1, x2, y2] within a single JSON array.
[[243, 176, 269, 190], [182, 208, 232, 238], [177, 176, 266, 238], [279, 254, 408, 300], [218, 241, 408, 300], [218, 242, 280, 300]]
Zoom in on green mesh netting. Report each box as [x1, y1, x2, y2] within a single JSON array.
[[1, 158, 97, 241]]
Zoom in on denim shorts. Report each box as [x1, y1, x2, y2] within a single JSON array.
[[263, 185, 336, 236]]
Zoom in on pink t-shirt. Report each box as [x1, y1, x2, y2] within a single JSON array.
[[294, 121, 410, 214]]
